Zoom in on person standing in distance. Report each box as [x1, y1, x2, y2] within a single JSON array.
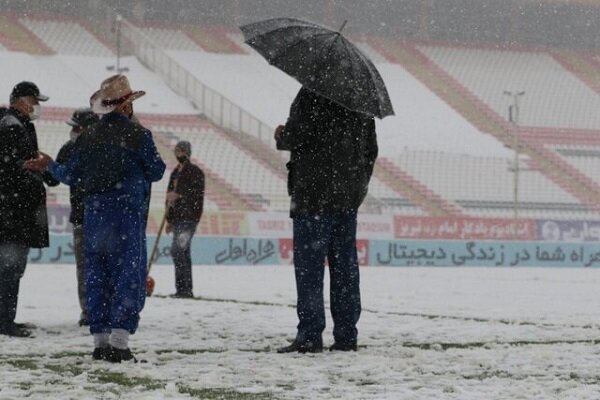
[[165, 141, 205, 298], [56, 108, 99, 326]]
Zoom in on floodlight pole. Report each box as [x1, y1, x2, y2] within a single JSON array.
[[504, 90, 525, 235], [107, 14, 129, 73]]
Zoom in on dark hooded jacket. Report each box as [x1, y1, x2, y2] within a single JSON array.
[[0, 108, 58, 248], [55, 131, 87, 225], [166, 161, 205, 224], [277, 88, 378, 217]]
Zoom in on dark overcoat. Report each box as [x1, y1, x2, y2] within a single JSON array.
[[0, 108, 57, 248], [277, 88, 378, 217]]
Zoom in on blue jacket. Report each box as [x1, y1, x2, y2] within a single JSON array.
[[49, 112, 165, 213]]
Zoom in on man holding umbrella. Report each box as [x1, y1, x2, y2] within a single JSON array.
[[241, 18, 393, 353]]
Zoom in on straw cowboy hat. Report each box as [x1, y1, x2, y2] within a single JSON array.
[[90, 74, 145, 114]]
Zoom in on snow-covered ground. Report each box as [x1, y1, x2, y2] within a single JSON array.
[[2, 264, 600, 399]]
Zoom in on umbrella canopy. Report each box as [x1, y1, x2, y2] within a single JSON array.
[[240, 17, 394, 119]]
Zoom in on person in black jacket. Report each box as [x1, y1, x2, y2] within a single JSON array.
[[275, 88, 378, 354], [0, 81, 57, 337], [55, 108, 99, 326], [165, 141, 205, 298]]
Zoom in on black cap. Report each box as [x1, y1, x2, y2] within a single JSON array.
[[66, 108, 99, 128], [10, 81, 49, 102]]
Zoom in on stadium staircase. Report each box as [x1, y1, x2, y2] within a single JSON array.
[[371, 38, 600, 213], [550, 50, 600, 95], [0, 13, 53, 54], [184, 26, 246, 54], [19, 15, 114, 56], [152, 127, 264, 212], [135, 21, 204, 51], [375, 158, 462, 216], [219, 126, 392, 214]]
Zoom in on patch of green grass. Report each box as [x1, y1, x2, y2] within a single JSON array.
[[17, 381, 34, 391], [154, 294, 295, 309], [5, 359, 38, 370], [44, 362, 84, 377], [275, 383, 294, 391], [403, 338, 600, 351], [177, 385, 275, 400], [357, 380, 377, 386], [90, 370, 165, 391], [155, 348, 226, 355], [49, 350, 89, 359]]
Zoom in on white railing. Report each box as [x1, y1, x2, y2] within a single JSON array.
[[114, 16, 273, 144]]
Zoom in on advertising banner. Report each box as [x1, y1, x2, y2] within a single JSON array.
[[537, 220, 600, 242], [47, 206, 73, 234], [357, 214, 394, 239], [247, 212, 293, 238], [31, 235, 280, 265], [33, 235, 600, 267], [50, 207, 600, 242], [369, 240, 600, 267], [394, 216, 537, 241]]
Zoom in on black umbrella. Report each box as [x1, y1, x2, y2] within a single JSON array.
[[240, 17, 394, 119]]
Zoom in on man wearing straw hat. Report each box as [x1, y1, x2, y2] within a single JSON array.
[[25, 75, 166, 362]]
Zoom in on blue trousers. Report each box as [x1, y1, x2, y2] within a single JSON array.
[[293, 211, 361, 346], [84, 204, 146, 335]]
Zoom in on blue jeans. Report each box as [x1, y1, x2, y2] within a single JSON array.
[[0, 243, 29, 326], [293, 211, 361, 346], [171, 221, 197, 297]]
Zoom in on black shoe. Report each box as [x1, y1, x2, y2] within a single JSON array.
[[0, 323, 32, 338], [106, 346, 138, 363], [277, 340, 323, 354], [78, 318, 89, 327], [170, 292, 194, 299], [92, 347, 111, 361], [329, 342, 357, 352], [14, 322, 36, 330]]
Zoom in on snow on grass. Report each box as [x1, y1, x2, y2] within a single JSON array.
[[2, 265, 600, 399]]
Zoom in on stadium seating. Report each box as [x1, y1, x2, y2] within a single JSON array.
[[4, 10, 600, 219], [416, 44, 600, 131], [171, 127, 289, 211], [551, 50, 600, 95], [137, 25, 203, 51], [185, 26, 246, 54], [392, 151, 593, 219], [0, 14, 52, 54], [551, 144, 600, 188], [20, 16, 113, 56]]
